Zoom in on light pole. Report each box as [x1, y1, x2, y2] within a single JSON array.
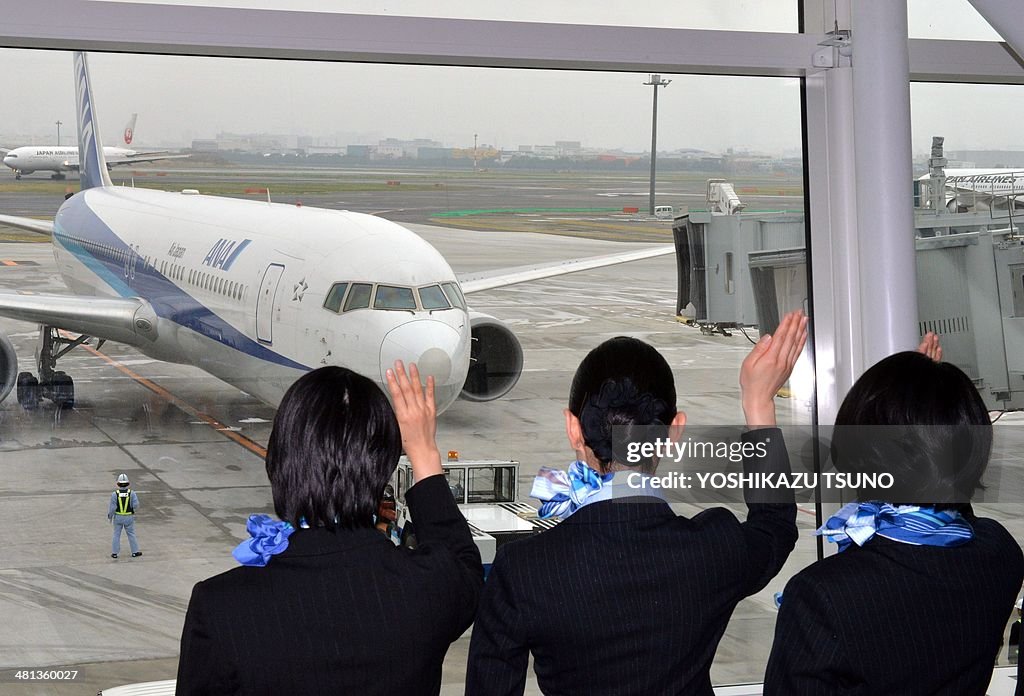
[[55, 120, 62, 146], [473, 133, 478, 171], [644, 74, 671, 216]]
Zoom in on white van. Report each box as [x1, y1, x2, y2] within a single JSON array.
[[654, 205, 675, 219]]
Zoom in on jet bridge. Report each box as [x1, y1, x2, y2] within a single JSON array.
[[673, 178, 1024, 410]]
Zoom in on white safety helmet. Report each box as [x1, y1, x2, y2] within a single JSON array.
[[116, 473, 130, 486]]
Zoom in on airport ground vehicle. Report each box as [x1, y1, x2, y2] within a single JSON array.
[[389, 454, 557, 569]]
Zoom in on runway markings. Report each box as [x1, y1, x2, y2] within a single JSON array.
[[0, 259, 38, 266], [70, 334, 268, 459]]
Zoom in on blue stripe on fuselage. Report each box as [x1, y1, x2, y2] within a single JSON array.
[[222, 239, 251, 270], [54, 195, 309, 371]]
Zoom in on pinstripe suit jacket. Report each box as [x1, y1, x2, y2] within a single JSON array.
[[465, 428, 797, 696], [176, 475, 483, 696], [1017, 641, 1022, 696], [764, 513, 1024, 695]]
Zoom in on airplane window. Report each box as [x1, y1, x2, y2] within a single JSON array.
[[441, 282, 467, 311], [343, 283, 372, 311], [418, 284, 451, 310], [323, 282, 349, 313], [374, 285, 417, 310]]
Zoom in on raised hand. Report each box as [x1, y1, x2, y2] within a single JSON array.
[[385, 360, 443, 480], [739, 310, 808, 427], [917, 331, 942, 363]]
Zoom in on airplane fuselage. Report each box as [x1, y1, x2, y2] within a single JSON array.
[[51, 187, 471, 410], [3, 146, 140, 175]]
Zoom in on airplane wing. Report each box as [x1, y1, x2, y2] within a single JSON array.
[[0, 292, 159, 346], [0, 213, 55, 236], [458, 244, 675, 294], [108, 153, 191, 167], [0, 214, 160, 344]]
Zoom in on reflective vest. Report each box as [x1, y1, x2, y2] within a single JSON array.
[[115, 488, 134, 515]]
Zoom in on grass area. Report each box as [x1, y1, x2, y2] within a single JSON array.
[[0, 230, 50, 242], [435, 206, 621, 218], [0, 180, 459, 195]]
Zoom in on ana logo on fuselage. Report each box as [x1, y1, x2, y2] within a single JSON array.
[[203, 238, 252, 271]]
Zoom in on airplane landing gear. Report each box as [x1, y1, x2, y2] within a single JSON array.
[[17, 326, 88, 409], [51, 172, 66, 180], [14, 172, 22, 180], [16, 372, 39, 409]]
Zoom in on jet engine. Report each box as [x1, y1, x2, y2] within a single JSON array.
[[0, 330, 17, 403], [460, 312, 523, 402]]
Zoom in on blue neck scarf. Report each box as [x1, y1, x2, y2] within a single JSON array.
[[816, 501, 974, 552], [233, 514, 295, 567], [531, 461, 613, 519]]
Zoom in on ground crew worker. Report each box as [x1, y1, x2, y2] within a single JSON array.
[[107, 473, 142, 559]]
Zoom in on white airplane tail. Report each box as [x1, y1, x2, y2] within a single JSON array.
[[73, 52, 112, 190], [123, 113, 138, 146]]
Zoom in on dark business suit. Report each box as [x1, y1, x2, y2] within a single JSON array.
[[465, 428, 797, 696], [176, 475, 482, 695], [764, 513, 1024, 696], [1017, 641, 1022, 696]]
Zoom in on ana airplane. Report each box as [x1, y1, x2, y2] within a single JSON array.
[[0, 52, 673, 414], [1, 113, 187, 180]]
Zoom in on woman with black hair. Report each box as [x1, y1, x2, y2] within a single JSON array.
[[764, 338, 1024, 695], [466, 310, 808, 695], [176, 363, 482, 695]]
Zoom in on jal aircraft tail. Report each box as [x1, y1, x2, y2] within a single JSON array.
[[123, 113, 138, 146], [73, 52, 112, 190]]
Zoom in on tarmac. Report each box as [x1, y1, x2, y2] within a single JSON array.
[[0, 171, 1019, 694]]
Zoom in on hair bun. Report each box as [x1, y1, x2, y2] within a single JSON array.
[[579, 378, 668, 464]]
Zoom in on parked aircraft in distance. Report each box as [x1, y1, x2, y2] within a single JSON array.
[[0, 52, 673, 413], [919, 168, 1024, 211], [1, 113, 187, 180]]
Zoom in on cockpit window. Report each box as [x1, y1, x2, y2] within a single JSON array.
[[442, 282, 467, 311], [418, 285, 450, 310], [344, 283, 373, 312], [323, 282, 348, 313], [5, 154, 15, 159], [374, 285, 417, 310]]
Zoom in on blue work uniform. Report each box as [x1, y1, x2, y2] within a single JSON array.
[[108, 488, 141, 555]]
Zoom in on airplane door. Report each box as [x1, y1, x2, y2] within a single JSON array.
[[256, 263, 285, 344]]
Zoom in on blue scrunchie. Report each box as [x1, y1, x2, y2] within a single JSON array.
[[233, 514, 295, 567], [530, 460, 613, 519]]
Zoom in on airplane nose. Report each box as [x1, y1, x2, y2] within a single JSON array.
[[380, 320, 468, 411]]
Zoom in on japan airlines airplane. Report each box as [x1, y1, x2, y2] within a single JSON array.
[[0, 52, 673, 413], [919, 168, 1024, 211], [1, 113, 187, 180]]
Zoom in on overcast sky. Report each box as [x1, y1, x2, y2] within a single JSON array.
[[1, 0, 1019, 155]]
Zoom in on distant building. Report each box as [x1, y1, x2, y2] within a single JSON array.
[[417, 147, 454, 160], [191, 139, 220, 152], [947, 150, 1024, 168]]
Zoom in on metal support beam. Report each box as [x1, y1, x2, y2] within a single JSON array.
[[2, 0, 822, 76], [968, 0, 1024, 64], [851, 0, 918, 367]]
